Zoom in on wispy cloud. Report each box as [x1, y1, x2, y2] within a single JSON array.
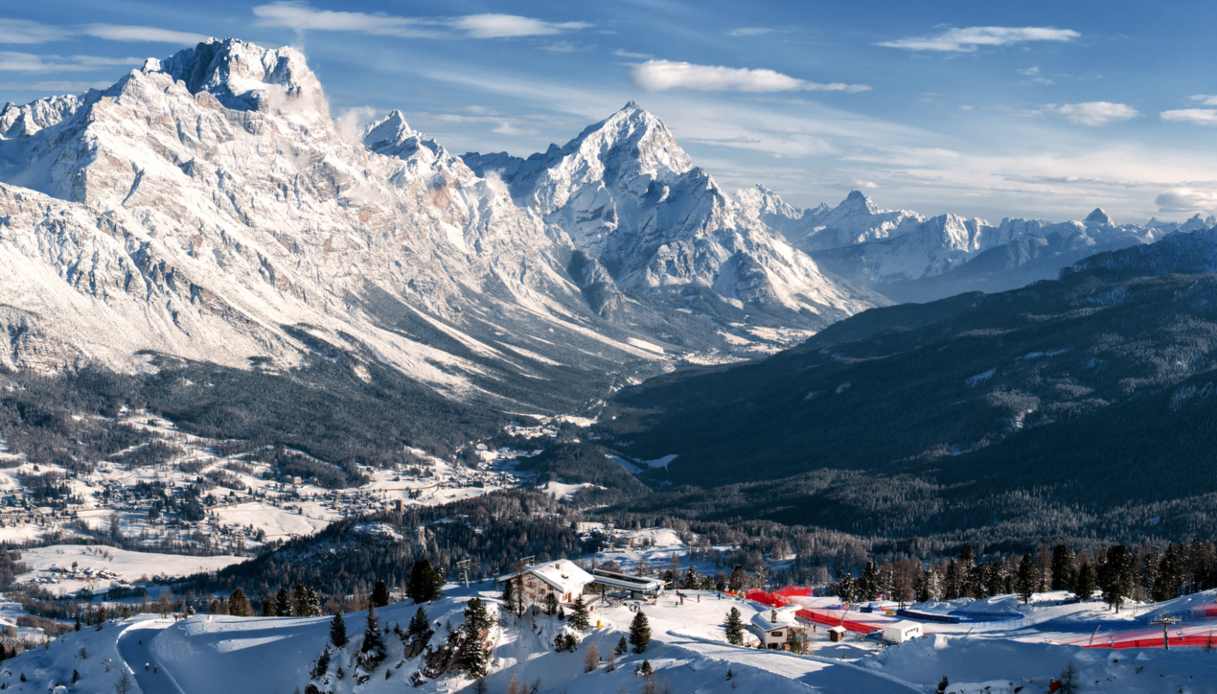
[[1189, 94, 1217, 106], [1161, 108, 1217, 126], [449, 14, 590, 39], [252, 3, 590, 40], [0, 18, 204, 46], [879, 26, 1080, 53], [0, 51, 142, 73], [81, 24, 208, 44], [1018, 66, 1054, 85], [0, 18, 72, 44], [728, 27, 776, 37], [613, 49, 652, 60], [1042, 101, 1137, 126], [540, 41, 580, 54], [631, 59, 870, 94]]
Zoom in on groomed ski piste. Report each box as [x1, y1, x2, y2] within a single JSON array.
[[4, 583, 1217, 693]]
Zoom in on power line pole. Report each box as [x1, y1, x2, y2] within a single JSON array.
[[456, 559, 471, 588]]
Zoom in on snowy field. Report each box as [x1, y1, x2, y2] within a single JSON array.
[[5, 584, 1217, 693], [16, 544, 245, 596]]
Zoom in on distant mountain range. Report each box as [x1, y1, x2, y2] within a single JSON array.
[[737, 185, 1214, 303]]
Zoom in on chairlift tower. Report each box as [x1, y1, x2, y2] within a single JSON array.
[[1151, 615, 1181, 649]]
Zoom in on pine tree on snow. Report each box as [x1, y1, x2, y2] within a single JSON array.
[[629, 610, 651, 653], [569, 595, 590, 631], [329, 610, 348, 649], [358, 603, 387, 671], [724, 607, 744, 645]]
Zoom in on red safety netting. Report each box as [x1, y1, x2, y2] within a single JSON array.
[[745, 589, 789, 607], [1084, 633, 1217, 650], [774, 586, 813, 597], [795, 608, 880, 634]]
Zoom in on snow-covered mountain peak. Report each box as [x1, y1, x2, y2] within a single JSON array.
[[564, 101, 694, 181], [151, 37, 327, 117], [1084, 207, 1114, 226], [836, 189, 880, 215], [363, 109, 415, 148]]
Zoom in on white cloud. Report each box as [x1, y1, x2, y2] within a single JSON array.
[[1019, 66, 1054, 85], [0, 18, 203, 46], [252, 3, 590, 39], [728, 27, 776, 37], [81, 24, 207, 45], [613, 49, 652, 60], [1162, 108, 1217, 126], [879, 26, 1080, 53], [0, 51, 142, 73], [0, 18, 72, 44], [631, 60, 870, 94], [1155, 187, 1217, 213], [1043, 101, 1138, 126], [449, 14, 590, 39], [540, 41, 579, 54], [252, 3, 440, 37], [1189, 94, 1217, 106]]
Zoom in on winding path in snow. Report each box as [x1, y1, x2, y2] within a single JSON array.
[[115, 620, 185, 694]]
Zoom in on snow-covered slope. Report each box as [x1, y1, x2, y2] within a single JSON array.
[[0, 39, 871, 414], [463, 103, 871, 321]]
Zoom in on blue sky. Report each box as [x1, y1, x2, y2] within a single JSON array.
[[4, 0, 1217, 221]]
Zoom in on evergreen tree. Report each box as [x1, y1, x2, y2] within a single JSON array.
[[913, 569, 930, 603], [1099, 545, 1135, 612], [959, 545, 978, 598], [570, 595, 591, 631], [407, 559, 444, 603], [943, 560, 960, 600], [292, 584, 317, 617], [274, 588, 291, 616], [310, 646, 331, 679], [727, 566, 746, 593], [859, 561, 880, 601], [1153, 544, 1186, 601], [456, 598, 491, 678], [408, 606, 430, 639], [1073, 560, 1097, 601], [357, 603, 386, 671], [629, 610, 651, 653], [614, 636, 628, 657], [544, 592, 559, 616], [371, 580, 390, 608], [228, 588, 252, 616], [639, 659, 653, 677], [834, 574, 858, 603], [1016, 553, 1036, 604], [1050, 545, 1075, 592], [329, 610, 348, 649], [405, 606, 433, 658], [724, 607, 744, 645]]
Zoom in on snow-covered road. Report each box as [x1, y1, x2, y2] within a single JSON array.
[[116, 621, 184, 694]]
